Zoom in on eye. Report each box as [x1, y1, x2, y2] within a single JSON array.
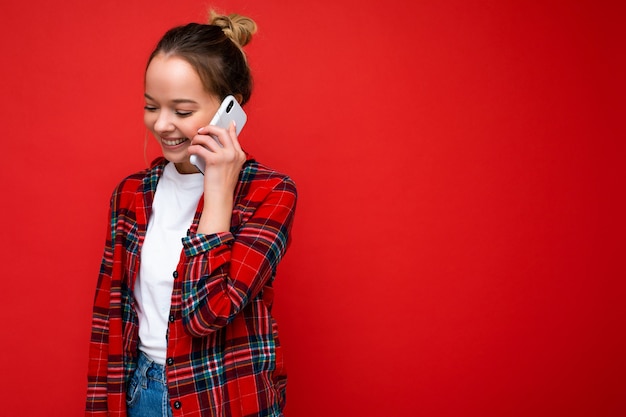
[[144, 105, 158, 112], [175, 110, 193, 117]]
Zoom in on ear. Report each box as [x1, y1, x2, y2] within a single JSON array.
[[234, 94, 244, 104]]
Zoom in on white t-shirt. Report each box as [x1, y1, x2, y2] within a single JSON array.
[[135, 162, 204, 364]]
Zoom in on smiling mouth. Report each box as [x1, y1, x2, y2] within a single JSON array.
[[161, 137, 188, 146]]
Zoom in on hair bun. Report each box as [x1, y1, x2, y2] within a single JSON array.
[[209, 10, 257, 47]]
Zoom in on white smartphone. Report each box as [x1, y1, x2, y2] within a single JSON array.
[[190, 95, 247, 174]]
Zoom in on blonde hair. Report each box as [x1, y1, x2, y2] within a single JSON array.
[[209, 10, 257, 49]]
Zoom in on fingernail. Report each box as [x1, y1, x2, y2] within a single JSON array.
[[197, 127, 204, 133]]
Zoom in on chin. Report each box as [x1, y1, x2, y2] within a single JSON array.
[[161, 150, 189, 164]]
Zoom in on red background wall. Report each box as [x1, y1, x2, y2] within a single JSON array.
[[0, 1, 624, 416]]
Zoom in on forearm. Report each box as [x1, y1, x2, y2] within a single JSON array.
[[197, 190, 234, 234]]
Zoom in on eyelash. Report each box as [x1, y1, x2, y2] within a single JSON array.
[[143, 106, 193, 118]]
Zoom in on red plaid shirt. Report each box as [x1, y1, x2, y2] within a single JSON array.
[[86, 156, 297, 416]]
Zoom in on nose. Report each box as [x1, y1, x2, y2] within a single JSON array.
[[153, 110, 175, 135]]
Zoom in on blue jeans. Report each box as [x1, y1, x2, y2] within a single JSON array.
[[127, 351, 173, 417]]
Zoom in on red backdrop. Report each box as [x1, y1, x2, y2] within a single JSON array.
[[1, 1, 624, 416]]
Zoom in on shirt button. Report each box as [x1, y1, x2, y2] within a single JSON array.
[[169, 314, 175, 323], [173, 401, 182, 409], [167, 358, 174, 366], [173, 271, 178, 279]]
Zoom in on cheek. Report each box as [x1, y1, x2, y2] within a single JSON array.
[[179, 120, 200, 139]]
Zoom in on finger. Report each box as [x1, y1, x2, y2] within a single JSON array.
[[187, 143, 213, 161], [194, 127, 226, 147], [228, 121, 244, 154], [197, 125, 231, 148], [215, 122, 237, 150]]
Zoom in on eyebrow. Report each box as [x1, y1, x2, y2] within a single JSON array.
[[144, 93, 199, 104]]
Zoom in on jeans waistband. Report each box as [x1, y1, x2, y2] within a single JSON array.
[[136, 350, 167, 384]]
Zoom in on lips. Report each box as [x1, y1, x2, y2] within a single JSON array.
[[161, 137, 188, 146]]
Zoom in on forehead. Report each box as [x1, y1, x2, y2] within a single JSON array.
[[145, 54, 206, 99]]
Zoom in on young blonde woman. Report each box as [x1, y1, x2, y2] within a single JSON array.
[[86, 11, 297, 417]]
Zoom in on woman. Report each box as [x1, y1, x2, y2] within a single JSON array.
[[86, 11, 297, 417]]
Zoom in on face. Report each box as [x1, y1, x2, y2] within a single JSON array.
[[144, 53, 221, 173]]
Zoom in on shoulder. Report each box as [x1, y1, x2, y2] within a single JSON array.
[[241, 159, 296, 191], [243, 160, 297, 195], [109, 157, 166, 206]]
